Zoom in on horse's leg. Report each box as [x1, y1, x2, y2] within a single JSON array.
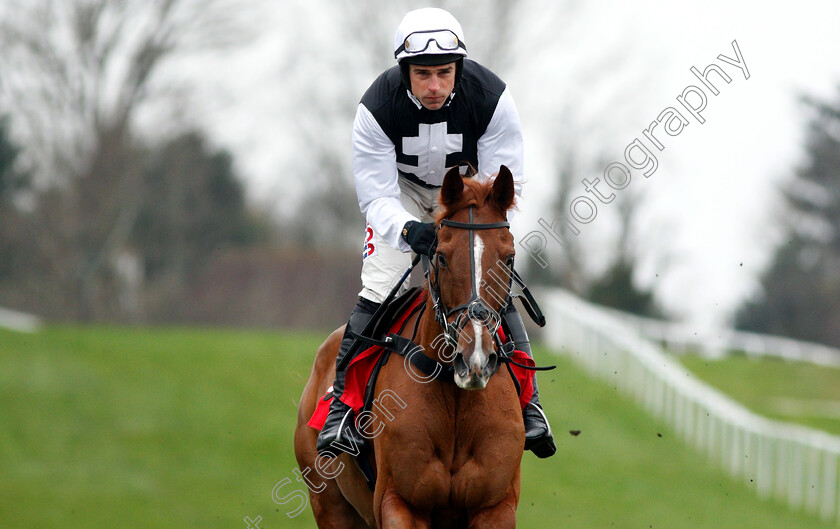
[[295, 328, 374, 529], [296, 424, 373, 528], [466, 487, 519, 529], [377, 486, 431, 529], [309, 480, 372, 529], [466, 506, 516, 529]]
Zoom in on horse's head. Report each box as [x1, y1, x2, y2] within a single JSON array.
[[430, 165, 517, 390]]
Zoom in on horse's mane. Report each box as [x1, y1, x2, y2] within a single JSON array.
[[434, 175, 513, 223]]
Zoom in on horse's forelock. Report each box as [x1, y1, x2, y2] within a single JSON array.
[[435, 176, 509, 224]]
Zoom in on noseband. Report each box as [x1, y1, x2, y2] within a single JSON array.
[[424, 207, 513, 354]]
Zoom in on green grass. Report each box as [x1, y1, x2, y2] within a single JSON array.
[[679, 353, 840, 436], [0, 326, 833, 528]]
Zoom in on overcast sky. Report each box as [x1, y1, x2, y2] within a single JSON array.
[[510, 0, 840, 327], [194, 0, 840, 329]]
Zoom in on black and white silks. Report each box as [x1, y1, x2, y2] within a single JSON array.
[[352, 59, 525, 252]]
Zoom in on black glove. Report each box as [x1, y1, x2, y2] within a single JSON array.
[[402, 221, 437, 256]]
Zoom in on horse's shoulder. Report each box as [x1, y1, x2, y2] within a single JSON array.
[[307, 326, 343, 392]]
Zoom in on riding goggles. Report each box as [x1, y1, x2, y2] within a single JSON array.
[[395, 29, 467, 58]]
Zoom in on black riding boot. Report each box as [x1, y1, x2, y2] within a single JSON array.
[[503, 303, 557, 458], [316, 297, 379, 456]]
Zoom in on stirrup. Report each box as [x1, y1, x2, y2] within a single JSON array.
[[316, 404, 364, 456], [523, 402, 556, 458]]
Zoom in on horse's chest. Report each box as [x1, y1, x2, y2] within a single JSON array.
[[379, 392, 523, 510]]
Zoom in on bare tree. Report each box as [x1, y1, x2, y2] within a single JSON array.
[[0, 0, 254, 182], [0, 0, 260, 319], [522, 4, 674, 314]]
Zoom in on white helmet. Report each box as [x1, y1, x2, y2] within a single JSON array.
[[393, 8, 467, 65]]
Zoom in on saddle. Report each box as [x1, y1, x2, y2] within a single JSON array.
[[307, 287, 426, 432]]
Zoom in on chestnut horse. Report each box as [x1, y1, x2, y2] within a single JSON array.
[[295, 166, 524, 528]]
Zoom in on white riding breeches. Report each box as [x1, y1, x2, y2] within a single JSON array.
[[359, 178, 440, 304]]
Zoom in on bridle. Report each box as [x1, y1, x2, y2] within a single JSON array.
[[424, 207, 514, 355], [344, 204, 551, 379]]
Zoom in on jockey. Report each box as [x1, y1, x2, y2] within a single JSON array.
[[317, 7, 556, 459]]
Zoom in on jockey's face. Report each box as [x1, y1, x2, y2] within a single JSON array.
[[408, 62, 456, 110]]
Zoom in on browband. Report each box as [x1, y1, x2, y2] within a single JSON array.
[[438, 219, 510, 230]]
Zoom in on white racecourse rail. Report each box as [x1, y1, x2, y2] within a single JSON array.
[[0, 306, 41, 333], [601, 308, 840, 368], [541, 289, 840, 525]]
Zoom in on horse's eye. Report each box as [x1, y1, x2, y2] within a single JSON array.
[[436, 253, 448, 269]]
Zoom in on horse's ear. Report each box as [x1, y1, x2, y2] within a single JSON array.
[[440, 166, 464, 208], [493, 165, 516, 213]]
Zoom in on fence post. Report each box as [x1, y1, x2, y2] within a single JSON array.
[[820, 452, 837, 521]]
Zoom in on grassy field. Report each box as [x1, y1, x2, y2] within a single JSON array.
[[0, 325, 834, 528], [679, 353, 840, 436]]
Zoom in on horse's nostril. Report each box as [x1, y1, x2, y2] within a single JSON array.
[[484, 352, 498, 377], [453, 352, 469, 378]]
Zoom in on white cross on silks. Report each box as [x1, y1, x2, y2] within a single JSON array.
[[397, 122, 463, 186]]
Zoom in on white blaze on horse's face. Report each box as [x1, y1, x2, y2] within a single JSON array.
[[453, 232, 495, 390]]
